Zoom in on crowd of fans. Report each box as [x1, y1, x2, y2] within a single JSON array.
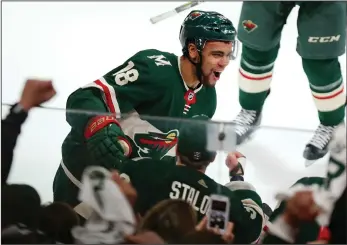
[[1, 79, 346, 244]]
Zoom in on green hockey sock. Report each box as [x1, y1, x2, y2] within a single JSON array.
[[238, 45, 279, 111], [302, 58, 345, 126]]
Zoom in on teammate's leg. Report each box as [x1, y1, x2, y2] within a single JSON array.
[[296, 2, 346, 161], [233, 2, 295, 144]]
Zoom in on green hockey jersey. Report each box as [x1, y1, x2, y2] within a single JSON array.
[[53, 49, 217, 208], [119, 159, 265, 244]]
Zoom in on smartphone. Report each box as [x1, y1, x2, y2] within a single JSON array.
[[207, 194, 230, 233]]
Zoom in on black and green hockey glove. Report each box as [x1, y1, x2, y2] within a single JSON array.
[[84, 115, 132, 170]]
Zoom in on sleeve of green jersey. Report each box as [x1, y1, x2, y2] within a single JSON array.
[[225, 181, 265, 243], [65, 49, 170, 133], [81, 49, 170, 117], [65, 87, 109, 135]]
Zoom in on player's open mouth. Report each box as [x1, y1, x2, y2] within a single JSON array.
[[213, 71, 221, 79]]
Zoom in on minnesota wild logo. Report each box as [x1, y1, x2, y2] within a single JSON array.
[[134, 130, 179, 159], [190, 11, 202, 20], [242, 20, 258, 33]]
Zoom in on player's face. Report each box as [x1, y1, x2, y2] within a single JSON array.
[[200, 41, 233, 87]]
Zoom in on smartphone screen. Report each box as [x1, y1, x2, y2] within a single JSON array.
[[208, 199, 228, 231], [211, 200, 227, 212]]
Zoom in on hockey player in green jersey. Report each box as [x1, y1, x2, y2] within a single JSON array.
[[53, 11, 238, 213], [118, 116, 265, 244], [231, 2, 346, 163]]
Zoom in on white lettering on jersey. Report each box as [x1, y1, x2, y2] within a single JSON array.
[[147, 55, 172, 67], [113, 61, 140, 86], [169, 181, 211, 215]]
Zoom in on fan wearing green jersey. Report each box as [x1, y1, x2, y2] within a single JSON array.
[[118, 116, 265, 244]]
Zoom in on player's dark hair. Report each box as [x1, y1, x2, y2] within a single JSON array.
[[183, 38, 197, 57]]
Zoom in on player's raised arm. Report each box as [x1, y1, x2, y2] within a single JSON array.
[[224, 152, 266, 243]]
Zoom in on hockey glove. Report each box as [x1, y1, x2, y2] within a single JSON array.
[[84, 115, 132, 170]]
